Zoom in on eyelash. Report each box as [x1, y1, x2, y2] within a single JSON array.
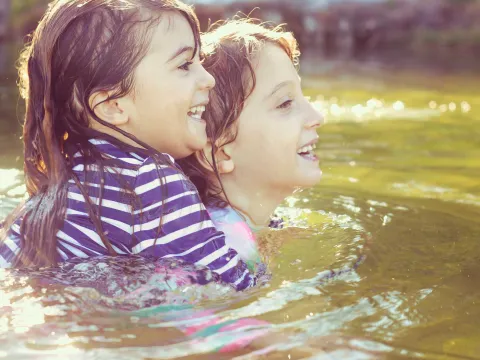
[[178, 61, 193, 71], [277, 99, 293, 109]]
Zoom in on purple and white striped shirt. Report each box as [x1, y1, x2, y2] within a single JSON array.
[[0, 139, 255, 290]]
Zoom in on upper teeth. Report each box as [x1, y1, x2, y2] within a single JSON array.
[[189, 105, 205, 119], [297, 144, 316, 154]]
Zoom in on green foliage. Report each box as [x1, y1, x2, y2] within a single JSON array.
[[13, 0, 35, 16], [12, 0, 48, 16], [414, 28, 480, 48]]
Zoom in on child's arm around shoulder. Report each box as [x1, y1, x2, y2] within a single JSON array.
[[131, 156, 255, 291]]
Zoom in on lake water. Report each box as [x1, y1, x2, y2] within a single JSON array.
[[0, 54, 479, 359]]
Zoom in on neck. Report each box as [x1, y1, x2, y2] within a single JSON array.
[[219, 179, 292, 227], [90, 121, 145, 150]]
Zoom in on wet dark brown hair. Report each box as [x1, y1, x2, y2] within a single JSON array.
[[178, 19, 300, 208], [3, 0, 201, 267]]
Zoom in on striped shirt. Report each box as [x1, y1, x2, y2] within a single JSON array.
[[0, 139, 255, 290]]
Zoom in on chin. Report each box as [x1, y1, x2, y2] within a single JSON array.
[[187, 118, 208, 148], [298, 169, 323, 188], [277, 173, 322, 194], [189, 138, 208, 153], [166, 142, 201, 160], [186, 131, 207, 151]]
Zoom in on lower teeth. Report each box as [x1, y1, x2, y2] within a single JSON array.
[[299, 151, 314, 157]]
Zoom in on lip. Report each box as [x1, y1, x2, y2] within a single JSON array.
[[297, 136, 319, 151], [188, 115, 206, 124]]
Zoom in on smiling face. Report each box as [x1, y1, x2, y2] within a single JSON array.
[[120, 12, 215, 158], [226, 43, 323, 193]]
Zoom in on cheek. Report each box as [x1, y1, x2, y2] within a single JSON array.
[[238, 136, 285, 175], [238, 124, 268, 154], [136, 86, 188, 123], [235, 111, 298, 163], [136, 69, 188, 109], [268, 125, 299, 156]]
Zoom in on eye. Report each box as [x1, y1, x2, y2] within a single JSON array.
[[178, 61, 193, 71], [277, 99, 293, 109]]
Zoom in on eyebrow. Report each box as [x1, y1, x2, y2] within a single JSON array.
[[265, 81, 293, 100], [166, 45, 194, 63]]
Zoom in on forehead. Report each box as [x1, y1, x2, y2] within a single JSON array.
[[250, 43, 298, 95], [148, 12, 196, 55]]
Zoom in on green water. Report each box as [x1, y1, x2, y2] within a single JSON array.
[[299, 73, 480, 358], [0, 67, 479, 359]]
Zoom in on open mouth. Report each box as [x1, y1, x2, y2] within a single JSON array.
[[297, 143, 318, 161], [188, 105, 206, 122]]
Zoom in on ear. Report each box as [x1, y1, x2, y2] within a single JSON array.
[[89, 91, 129, 126], [195, 141, 235, 174]]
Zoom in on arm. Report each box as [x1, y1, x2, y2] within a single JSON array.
[[131, 158, 256, 291], [0, 225, 21, 268]]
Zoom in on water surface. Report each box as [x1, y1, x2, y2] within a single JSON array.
[[0, 62, 479, 359]]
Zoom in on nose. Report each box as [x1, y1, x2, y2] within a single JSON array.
[[198, 65, 216, 91], [304, 101, 324, 129]]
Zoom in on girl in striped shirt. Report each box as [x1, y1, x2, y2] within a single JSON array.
[[0, 0, 256, 291]]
